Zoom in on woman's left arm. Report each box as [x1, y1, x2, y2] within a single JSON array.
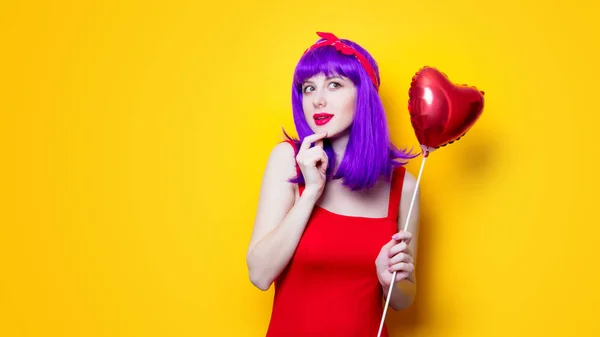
[[376, 171, 420, 311]]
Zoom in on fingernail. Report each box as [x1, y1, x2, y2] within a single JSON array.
[[388, 267, 392, 273], [392, 234, 398, 240]]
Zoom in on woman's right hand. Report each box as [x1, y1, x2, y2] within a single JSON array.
[[296, 132, 329, 198]]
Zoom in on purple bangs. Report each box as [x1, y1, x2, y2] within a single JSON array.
[[283, 37, 418, 191]]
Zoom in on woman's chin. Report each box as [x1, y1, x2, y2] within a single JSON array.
[[311, 126, 331, 135], [309, 125, 347, 140]]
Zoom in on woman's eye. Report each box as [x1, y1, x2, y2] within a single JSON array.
[[303, 86, 314, 93], [329, 82, 341, 89]]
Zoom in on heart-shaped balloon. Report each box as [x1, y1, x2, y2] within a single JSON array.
[[408, 66, 485, 157]]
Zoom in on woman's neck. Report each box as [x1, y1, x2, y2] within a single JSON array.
[[329, 128, 350, 162]]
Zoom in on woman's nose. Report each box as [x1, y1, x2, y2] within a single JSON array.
[[313, 90, 327, 108]]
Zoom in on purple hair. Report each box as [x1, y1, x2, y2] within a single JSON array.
[[283, 36, 419, 191]]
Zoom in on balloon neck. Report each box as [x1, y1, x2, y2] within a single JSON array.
[[420, 145, 436, 157]]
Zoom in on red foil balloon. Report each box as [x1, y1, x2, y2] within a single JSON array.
[[408, 66, 485, 157]]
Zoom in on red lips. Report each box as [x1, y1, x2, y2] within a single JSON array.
[[313, 113, 333, 126]]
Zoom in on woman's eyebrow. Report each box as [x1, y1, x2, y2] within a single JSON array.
[[302, 75, 344, 85]]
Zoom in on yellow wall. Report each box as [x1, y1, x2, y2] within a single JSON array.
[[1, 0, 598, 336]]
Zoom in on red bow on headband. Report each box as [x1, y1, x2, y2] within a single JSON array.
[[303, 32, 380, 91]]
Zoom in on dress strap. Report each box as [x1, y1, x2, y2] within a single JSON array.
[[387, 166, 406, 221], [283, 140, 305, 196]]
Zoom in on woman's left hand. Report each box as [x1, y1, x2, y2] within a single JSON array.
[[375, 231, 415, 288]]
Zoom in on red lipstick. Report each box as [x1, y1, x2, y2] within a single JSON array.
[[313, 113, 334, 126]]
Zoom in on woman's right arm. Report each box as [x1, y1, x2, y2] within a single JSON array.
[[246, 134, 328, 291]]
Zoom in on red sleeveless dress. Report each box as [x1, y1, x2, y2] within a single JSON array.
[[265, 140, 406, 337]]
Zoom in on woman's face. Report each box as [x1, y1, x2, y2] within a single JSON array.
[[301, 73, 357, 138]]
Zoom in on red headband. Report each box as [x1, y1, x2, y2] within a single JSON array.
[[303, 32, 380, 91]]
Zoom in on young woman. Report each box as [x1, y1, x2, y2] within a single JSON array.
[[246, 32, 422, 337]]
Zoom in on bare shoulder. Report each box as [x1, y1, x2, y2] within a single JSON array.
[[269, 141, 296, 162], [401, 169, 419, 198], [247, 141, 298, 255], [397, 167, 421, 232], [264, 141, 297, 181]]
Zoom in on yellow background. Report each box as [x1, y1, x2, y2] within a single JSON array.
[[1, 0, 599, 336]]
